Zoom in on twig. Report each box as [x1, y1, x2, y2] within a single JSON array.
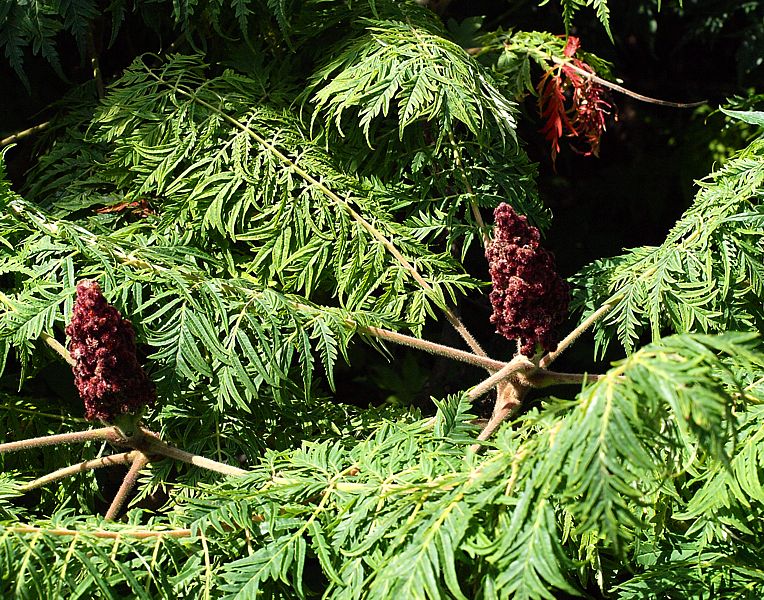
[[475, 409, 511, 446], [467, 45, 705, 108], [6, 525, 194, 539], [549, 56, 706, 108], [0, 122, 51, 147], [448, 131, 490, 246], [467, 355, 534, 401], [0, 427, 119, 454], [540, 302, 615, 368], [470, 383, 525, 452], [22, 452, 136, 491], [86, 24, 105, 99], [522, 369, 601, 388], [143, 67, 488, 359], [105, 451, 150, 520], [469, 362, 603, 450], [361, 325, 504, 371], [140, 429, 248, 477]]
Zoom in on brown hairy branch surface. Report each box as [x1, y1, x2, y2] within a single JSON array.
[[549, 56, 707, 108], [6, 525, 194, 539], [0, 427, 120, 453], [0, 121, 50, 148], [22, 452, 137, 491], [361, 325, 504, 372], [104, 451, 150, 520], [139, 428, 248, 477], [540, 301, 615, 368]]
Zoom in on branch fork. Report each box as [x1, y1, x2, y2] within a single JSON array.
[[1, 423, 247, 521], [362, 300, 613, 448]]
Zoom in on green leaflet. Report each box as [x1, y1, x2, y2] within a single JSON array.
[[572, 136, 764, 356]]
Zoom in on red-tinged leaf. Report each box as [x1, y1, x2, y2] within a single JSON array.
[[95, 199, 155, 218], [563, 36, 580, 57], [537, 68, 574, 163], [561, 62, 585, 86], [536, 36, 615, 163], [570, 79, 612, 157]]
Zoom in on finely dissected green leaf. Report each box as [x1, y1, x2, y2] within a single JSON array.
[[0, 517, 201, 599], [310, 19, 517, 144], [721, 108, 764, 126], [3, 2, 764, 598], [572, 136, 764, 356]]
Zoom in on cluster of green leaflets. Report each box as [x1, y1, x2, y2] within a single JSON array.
[[1, 0, 764, 597]]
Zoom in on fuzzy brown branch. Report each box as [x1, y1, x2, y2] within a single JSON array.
[[0, 121, 50, 147], [540, 301, 615, 368], [6, 525, 194, 539], [22, 452, 137, 491], [361, 325, 504, 371], [139, 429, 248, 477], [293, 299, 501, 373], [549, 56, 706, 108], [0, 427, 120, 454], [522, 369, 601, 388], [470, 382, 526, 452], [470, 362, 603, 449], [105, 451, 150, 520], [467, 355, 534, 402], [466, 45, 705, 108]]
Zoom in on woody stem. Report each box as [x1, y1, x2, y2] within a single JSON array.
[[139, 429, 248, 477], [540, 301, 616, 368], [548, 56, 706, 108], [0, 121, 50, 147], [470, 381, 526, 452], [0, 427, 119, 454], [524, 369, 601, 387], [105, 451, 151, 520], [360, 325, 503, 371], [471, 366, 603, 449], [467, 355, 534, 401], [22, 452, 137, 491]]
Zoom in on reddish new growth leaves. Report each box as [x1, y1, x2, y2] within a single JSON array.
[[486, 204, 569, 356], [94, 199, 155, 218], [537, 36, 612, 163], [66, 280, 155, 422]]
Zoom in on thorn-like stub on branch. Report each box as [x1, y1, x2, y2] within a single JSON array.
[[486, 203, 569, 356], [66, 280, 155, 423]]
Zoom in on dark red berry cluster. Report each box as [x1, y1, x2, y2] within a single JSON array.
[[486, 203, 569, 356], [66, 280, 155, 422]]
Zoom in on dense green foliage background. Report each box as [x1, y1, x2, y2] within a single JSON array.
[[1, 0, 764, 598]]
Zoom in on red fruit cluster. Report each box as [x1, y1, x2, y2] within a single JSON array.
[[66, 280, 155, 422], [486, 204, 569, 356]]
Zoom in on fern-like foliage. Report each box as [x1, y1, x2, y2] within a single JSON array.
[[5, 335, 762, 598], [2, 1, 764, 598], [551, 0, 613, 38], [1, 3, 540, 525], [309, 20, 516, 144], [572, 131, 764, 356]]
